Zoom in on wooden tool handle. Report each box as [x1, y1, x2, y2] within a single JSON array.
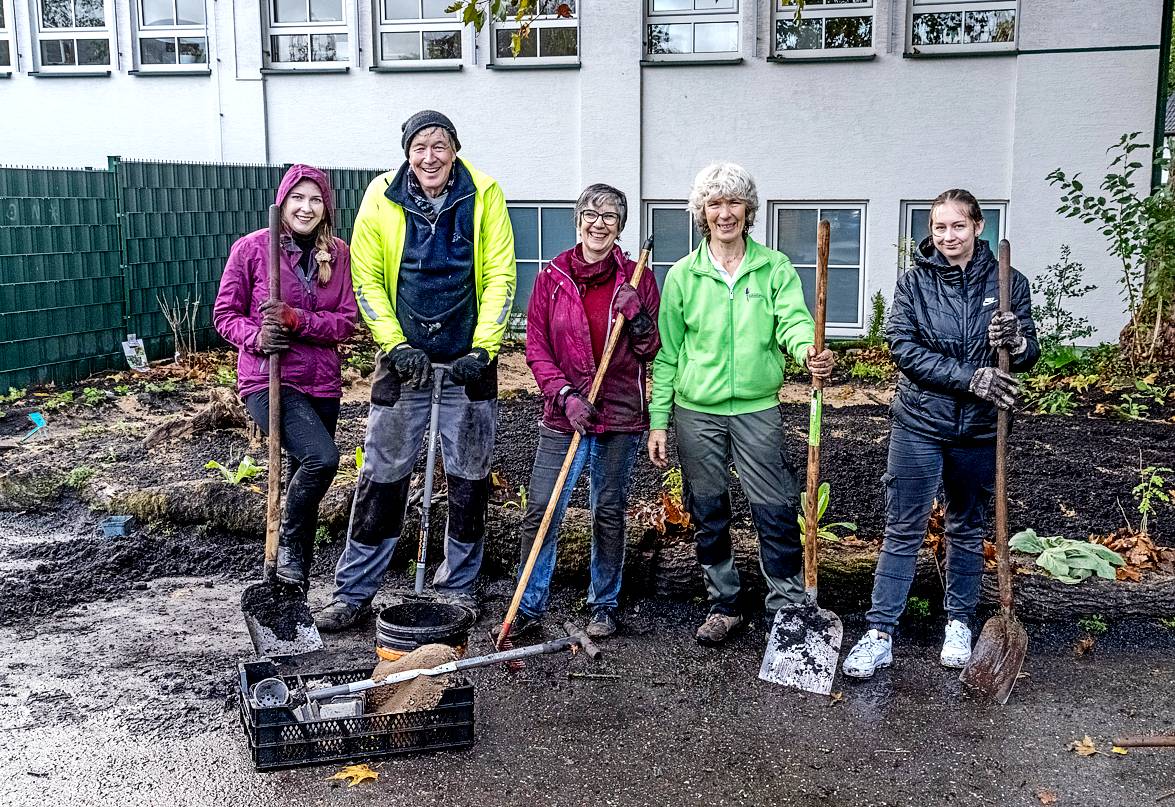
[[264, 205, 282, 572], [803, 220, 830, 594], [995, 238, 1012, 615], [496, 237, 654, 649]]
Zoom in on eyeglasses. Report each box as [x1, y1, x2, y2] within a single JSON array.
[[580, 210, 620, 227]]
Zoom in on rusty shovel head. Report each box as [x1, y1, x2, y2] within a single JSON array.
[[759, 600, 843, 695], [959, 612, 1027, 705], [241, 581, 324, 657]]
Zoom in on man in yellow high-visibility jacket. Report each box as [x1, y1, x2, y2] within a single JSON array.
[[318, 110, 516, 632]]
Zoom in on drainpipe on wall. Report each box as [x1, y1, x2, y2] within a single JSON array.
[[1154, 0, 1173, 191]]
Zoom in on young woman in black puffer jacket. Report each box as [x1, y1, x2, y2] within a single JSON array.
[[843, 189, 1039, 679]]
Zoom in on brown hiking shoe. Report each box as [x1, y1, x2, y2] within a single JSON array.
[[695, 612, 743, 646]]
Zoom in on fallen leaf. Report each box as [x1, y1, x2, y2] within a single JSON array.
[[1073, 636, 1095, 656], [1068, 735, 1101, 757], [827, 691, 843, 707], [1111, 746, 1128, 755], [248, 484, 262, 494], [327, 763, 379, 787], [1034, 788, 1058, 805]]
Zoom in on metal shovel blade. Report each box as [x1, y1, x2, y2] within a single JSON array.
[[759, 601, 843, 695], [959, 613, 1027, 705], [241, 581, 324, 657]]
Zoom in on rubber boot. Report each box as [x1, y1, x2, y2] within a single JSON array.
[[275, 529, 308, 589]]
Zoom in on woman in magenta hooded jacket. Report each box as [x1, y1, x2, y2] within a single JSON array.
[[504, 183, 660, 640], [213, 164, 357, 591]]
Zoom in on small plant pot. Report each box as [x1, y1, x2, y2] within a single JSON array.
[[99, 515, 134, 538]]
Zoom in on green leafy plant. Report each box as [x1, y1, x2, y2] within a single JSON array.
[[1031, 245, 1096, 358], [64, 465, 95, 489], [1133, 378, 1174, 406], [113, 384, 132, 396], [662, 467, 684, 502], [864, 291, 886, 347], [1037, 345, 1086, 375], [1077, 615, 1108, 635], [503, 484, 528, 511], [1132, 462, 1172, 539], [798, 481, 857, 543], [144, 380, 178, 395], [1113, 394, 1149, 421], [81, 387, 105, 407], [905, 596, 930, 620], [782, 353, 807, 379], [205, 455, 264, 485], [0, 387, 26, 405], [355, 446, 364, 470], [1030, 389, 1076, 416], [1048, 133, 1175, 365], [215, 366, 237, 385], [1159, 616, 1175, 630], [1010, 528, 1125, 584], [314, 525, 332, 548], [849, 359, 892, 382], [42, 391, 75, 411]]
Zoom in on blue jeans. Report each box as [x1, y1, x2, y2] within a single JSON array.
[[517, 427, 641, 618], [866, 423, 995, 633]]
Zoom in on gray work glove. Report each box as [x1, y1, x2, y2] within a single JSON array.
[[392, 342, 432, 390], [987, 312, 1027, 355], [969, 367, 1019, 410], [256, 319, 290, 354]]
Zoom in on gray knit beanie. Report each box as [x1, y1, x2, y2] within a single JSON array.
[[401, 110, 461, 156]]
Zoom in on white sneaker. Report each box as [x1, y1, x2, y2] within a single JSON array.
[[842, 629, 893, 679], [940, 619, 973, 668]]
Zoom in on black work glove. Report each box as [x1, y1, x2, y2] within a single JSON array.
[[392, 342, 432, 390], [969, 367, 1019, 410], [987, 312, 1027, 355], [561, 390, 597, 436], [448, 347, 490, 385], [256, 320, 290, 354]]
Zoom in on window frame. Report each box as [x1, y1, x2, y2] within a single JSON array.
[[507, 201, 578, 325], [644, 0, 741, 62], [907, 0, 1018, 55], [372, 0, 463, 70], [644, 201, 703, 291], [900, 199, 1008, 275], [769, 200, 868, 332], [31, 0, 118, 74], [490, 1, 579, 67], [0, 0, 15, 71], [264, 0, 350, 71], [132, 0, 210, 73], [772, 0, 874, 60]]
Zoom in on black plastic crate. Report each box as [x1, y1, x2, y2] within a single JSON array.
[[238, 660, 475, 771]]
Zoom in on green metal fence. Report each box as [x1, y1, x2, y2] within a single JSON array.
[[0, 158, 384, 390]]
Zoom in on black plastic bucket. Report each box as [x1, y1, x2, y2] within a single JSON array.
[[375, 601, 475, 661]]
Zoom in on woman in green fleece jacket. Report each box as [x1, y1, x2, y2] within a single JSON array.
[[648, 162, 835, 647]]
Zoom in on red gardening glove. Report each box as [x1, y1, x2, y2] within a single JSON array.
[[613, 283, 642, 321], [261, 299, 301, 331], [561, 391, 597, 436]]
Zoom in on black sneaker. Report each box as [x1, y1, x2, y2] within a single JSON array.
[[492, 611, 541, 640], [586, 608, 618, 639]]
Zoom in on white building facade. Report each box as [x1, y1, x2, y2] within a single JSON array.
[[1, 0, 1168, 338]]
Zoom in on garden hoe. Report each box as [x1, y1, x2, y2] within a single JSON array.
[[960, 239, 1028, 705], [759, 219, 843, 696], [240, 204, 324, 658], [494, 236, 654, 665]]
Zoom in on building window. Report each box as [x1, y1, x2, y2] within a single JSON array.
[[1, 0, 14, 68], [135, 0, 208, 69], [646, 202, 702, 288], [773, 0, 872, 57], [900, 200, 1007, 273], [35, 0, 115, 70], [508, 203, 577, 314], [266, 0, 348, 68], [771, 203, 867, 329], [909, 1, 1016, 53], [375, 0, 462, 67], [492, 1, 577, 65], [645, 0, 739, 61]]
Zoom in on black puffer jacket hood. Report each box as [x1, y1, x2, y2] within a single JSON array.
[[886, 237, 1039, 442]]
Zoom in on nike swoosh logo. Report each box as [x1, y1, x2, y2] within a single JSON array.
[[982, 297, 997, 306]]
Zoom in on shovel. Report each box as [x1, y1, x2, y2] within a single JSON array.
[[414, 363, 449, 595], [759, 219, 843, 696], [959, 238, 1027, 704], [240, 204, 324, 657]]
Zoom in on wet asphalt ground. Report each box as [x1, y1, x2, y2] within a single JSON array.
[[1, 544, 1172, 807]]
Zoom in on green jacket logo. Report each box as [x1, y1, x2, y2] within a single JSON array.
[[744, 288, 766, 301]]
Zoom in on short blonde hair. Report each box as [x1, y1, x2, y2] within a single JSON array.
[[687, 162, 759, 239]]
